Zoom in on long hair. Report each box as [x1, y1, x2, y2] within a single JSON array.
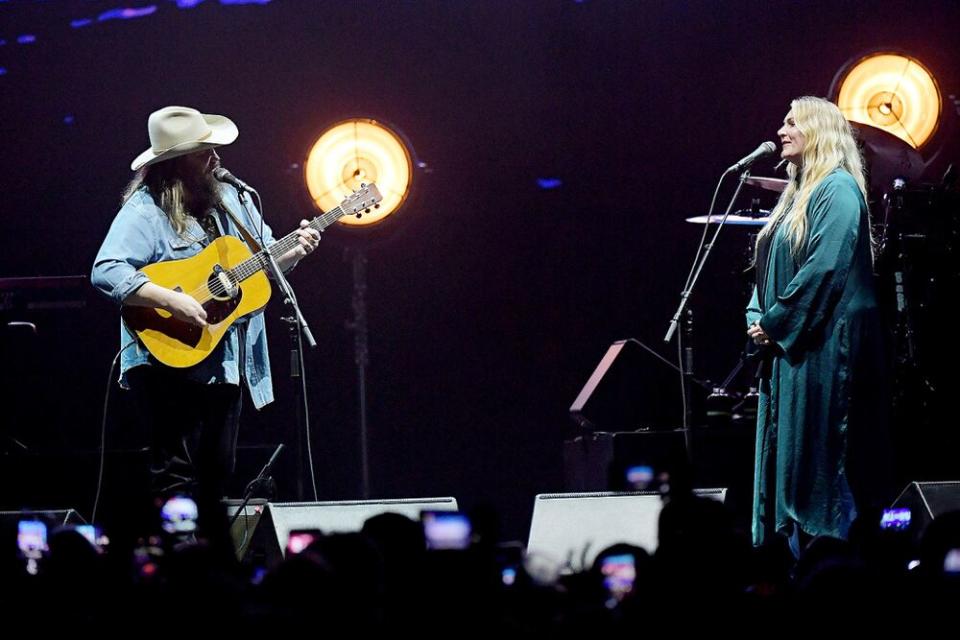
[[121, 156, 204, 236], [756, 96, 868, 257]]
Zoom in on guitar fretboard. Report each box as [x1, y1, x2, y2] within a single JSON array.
[[227, 205, 348, 282]]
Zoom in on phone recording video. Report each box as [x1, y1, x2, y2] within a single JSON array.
[[421, 511, 472, 550], [73, 524, 109, 553], [496, 542, 524, 587], [880, 507, 911, 531], [600, 553, 636, 601], [944, 548, 960, 574], [625, 465, 654, 491], [286, 529, 321, 556], [160, 495, 199, 535], [18, 520, 47, 558], [17, 520, 48, 575]]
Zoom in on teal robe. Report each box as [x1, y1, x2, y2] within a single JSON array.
[[747, 169, 891, 546]]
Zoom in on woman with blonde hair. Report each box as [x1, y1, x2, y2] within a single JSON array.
[[746, 96, 891, 551]]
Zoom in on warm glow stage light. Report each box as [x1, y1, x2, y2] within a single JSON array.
[[831, 52, 941, 149], [304, 118, 412, 227]]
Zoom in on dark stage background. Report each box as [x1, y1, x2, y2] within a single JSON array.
[[1, 1, 958, 539]]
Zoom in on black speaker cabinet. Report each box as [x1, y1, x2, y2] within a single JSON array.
[[563, 427, 754, 528], [224, 499, 269, 562], [233, 497, 459, 565], [527, 489, 727, 571], [569, 339, 706, 431], [891, 481, 960, 540]]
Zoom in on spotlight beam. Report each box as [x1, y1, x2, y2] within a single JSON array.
[[304, 118, 413, 227], [832, 52, 941, 150]]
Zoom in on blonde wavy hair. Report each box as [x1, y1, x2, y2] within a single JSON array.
[[756, 96, 868, 257]]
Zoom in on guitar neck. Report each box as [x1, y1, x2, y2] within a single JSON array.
[[230, 205, 347, 282]]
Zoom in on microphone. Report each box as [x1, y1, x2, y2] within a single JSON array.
[[228, 443, 285, 527], [262, 443, 285, 473], [727, 141, 777, 173], [213, 166, 256, 193]]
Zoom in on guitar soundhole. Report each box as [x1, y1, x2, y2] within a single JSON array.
[[209, 265, 240, 301], [204, 265, 242, 325]]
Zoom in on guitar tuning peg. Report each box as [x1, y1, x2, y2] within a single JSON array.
[[364, 208, 371, 214], [360, 183, 367, 188], [374, 204, 380, 209], [356, 212, 362, 218]]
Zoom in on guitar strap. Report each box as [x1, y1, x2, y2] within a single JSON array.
[[214, 202, 266, 334], [217, 200, 265, 254]]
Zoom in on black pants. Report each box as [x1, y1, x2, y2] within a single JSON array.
[[126, 365, 242, 504]]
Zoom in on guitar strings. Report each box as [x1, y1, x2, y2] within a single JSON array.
[[176, 207, 344, 303]]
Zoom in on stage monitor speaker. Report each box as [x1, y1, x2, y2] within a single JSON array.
[[527, 489, 726, 571], [238, 497, 459, 565], [562, 429, 755, 530], [0, 508, 84, 528], [569, 339, 698, 431], [0, 509, 85, 546], [891, 481, 960, 540], [224, 499, 269, 562]]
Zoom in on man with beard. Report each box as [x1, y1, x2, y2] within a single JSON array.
[[92, 106, 319, 518]]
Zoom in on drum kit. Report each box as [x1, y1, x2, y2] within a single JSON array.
[[681, 174, 786, 424], [685, 175, 785, 228]]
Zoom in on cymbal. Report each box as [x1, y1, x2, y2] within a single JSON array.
[[744, 176, 789, 192], [686, 210, 771, 226]]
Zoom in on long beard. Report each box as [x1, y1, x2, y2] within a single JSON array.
[[183, 170, 222, 218]]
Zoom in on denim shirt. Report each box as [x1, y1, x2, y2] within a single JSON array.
[[91, 185, 277, 409]]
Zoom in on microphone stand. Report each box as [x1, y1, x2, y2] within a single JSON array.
[[240, 189, 317, 350], [345, 247, 371, 499], [237, 189, 317, 502], [664, 169, 751, 344], [229, 443, 285, 528], [663, 168, 752, 459], [283, 313, 307, 502]]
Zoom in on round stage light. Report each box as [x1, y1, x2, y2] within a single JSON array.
[[304, 118, 412, 227], [832, 52, 941, 149]]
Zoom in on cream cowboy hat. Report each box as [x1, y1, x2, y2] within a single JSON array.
[[131, 105, 238, 171]]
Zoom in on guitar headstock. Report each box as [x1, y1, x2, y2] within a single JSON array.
[[341, 183, 383, 219]]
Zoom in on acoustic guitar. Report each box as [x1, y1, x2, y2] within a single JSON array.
[[121, 183, 382, 368]]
